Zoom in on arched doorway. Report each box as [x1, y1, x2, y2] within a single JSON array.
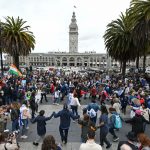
[[90, 57, 93, 67], [77, 57, 82, 66], [69, 57, 75, 66], [62, 57, 67, 66]]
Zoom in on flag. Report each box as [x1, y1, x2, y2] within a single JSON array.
[[9, 64, 22, 76]]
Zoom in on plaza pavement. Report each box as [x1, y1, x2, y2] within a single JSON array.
[[11, 95, 150, 150]]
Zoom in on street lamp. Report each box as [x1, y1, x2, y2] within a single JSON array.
[[0, 22, 4, 77]]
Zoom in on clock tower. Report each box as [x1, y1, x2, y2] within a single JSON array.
[[69, 12, 78, 53]]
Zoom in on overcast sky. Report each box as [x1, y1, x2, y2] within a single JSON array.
[[0, 0, 131, 54]]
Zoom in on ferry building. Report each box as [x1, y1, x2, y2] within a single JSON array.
[[4, 12, 121, 68]]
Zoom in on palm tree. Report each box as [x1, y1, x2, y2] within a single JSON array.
[[104, 11, 136, 76], [2, 16, 35, 69], [129, 0, 150, 71]]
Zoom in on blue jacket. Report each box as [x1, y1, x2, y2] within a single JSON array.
[[32, 113, 54, 136], [54, 109, 79, 129]]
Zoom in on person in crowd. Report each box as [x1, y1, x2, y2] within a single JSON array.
[[10, 102, 20, 132], [70, 92, 81, 116], [117, 131, 138, 150], [138, 133, 150, 150], [53, 103, 79, 144], [76, 85, 82, 102], [29, 91, 37, 119], [90, 85, 97, 101], [40, 85, 48, 103], [20, 101, 31, 139], [120, 93, 128, 115], [140, 103, 150, 132], [53, 87, 60, 105], [78, 113, 96, 143], [108, 107, 120, 142], [98, 105, 112, 149], [41, 135, 62, 150], [0, 106, 9, 132], [130, 97, 141, 118], [79, 130, 102, 150], [113, 98, 121, 115], [35, 87, 42, 105], [125, 109, 149, 136], [3, 84, 12, 105], [0, 86, 4, 106], [67, 89, 74, 106], [86, 99, 100, 124], [0, 132, 19, 150], [32, 110, 54, 146]]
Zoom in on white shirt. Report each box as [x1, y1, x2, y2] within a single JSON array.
[[70, 97, 81, 107], [113, 102, 121, 114], [20, 105, 28, 119], [54, 90, 60, 98], [79, 140, 102, 150]]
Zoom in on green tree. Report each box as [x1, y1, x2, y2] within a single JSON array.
[[129, 0, 150, 71], [2, 16, 35, 69], [104, 11, 136, 76]]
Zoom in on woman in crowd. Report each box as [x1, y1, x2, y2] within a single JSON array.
[[32, 110, 54, 146], [10, 102, 20, 132], [98, 105, 112, 149], [138, 133, 150, 150], [20, 101, 30, 139], [41, 135, 61, 150], [70, 92, 81, 116], [125, 109, 149, 136]]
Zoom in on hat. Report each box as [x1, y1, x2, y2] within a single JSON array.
[[135, 110, 142, 115], [126, 132, 137, 141]]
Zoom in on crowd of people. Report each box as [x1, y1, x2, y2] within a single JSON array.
[[0, 68, 150, 150]]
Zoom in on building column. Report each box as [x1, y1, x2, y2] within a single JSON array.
[[67, 59, 69, 67], [106, 54, 112, 70], [95, 57, 97, 67]]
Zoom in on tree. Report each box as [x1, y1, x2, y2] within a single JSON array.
[[129, 0, 150, 71], [104, 11, 137, 76], [2, 16, 35, 69]]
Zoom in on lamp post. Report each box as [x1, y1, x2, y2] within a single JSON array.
[[0, 23, 4, 77]]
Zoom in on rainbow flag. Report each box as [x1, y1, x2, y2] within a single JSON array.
[[9, 64, 22, 76]]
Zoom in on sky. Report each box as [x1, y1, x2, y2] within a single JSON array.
[[0, 0, 131, 54]]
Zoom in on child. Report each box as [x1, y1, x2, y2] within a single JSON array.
[[78, 113, 96, 143], [32, 110, 54, 146]]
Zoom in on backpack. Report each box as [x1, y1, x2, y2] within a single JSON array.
[[114, 114, 122, 129], [87, 108, 96, 118]]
